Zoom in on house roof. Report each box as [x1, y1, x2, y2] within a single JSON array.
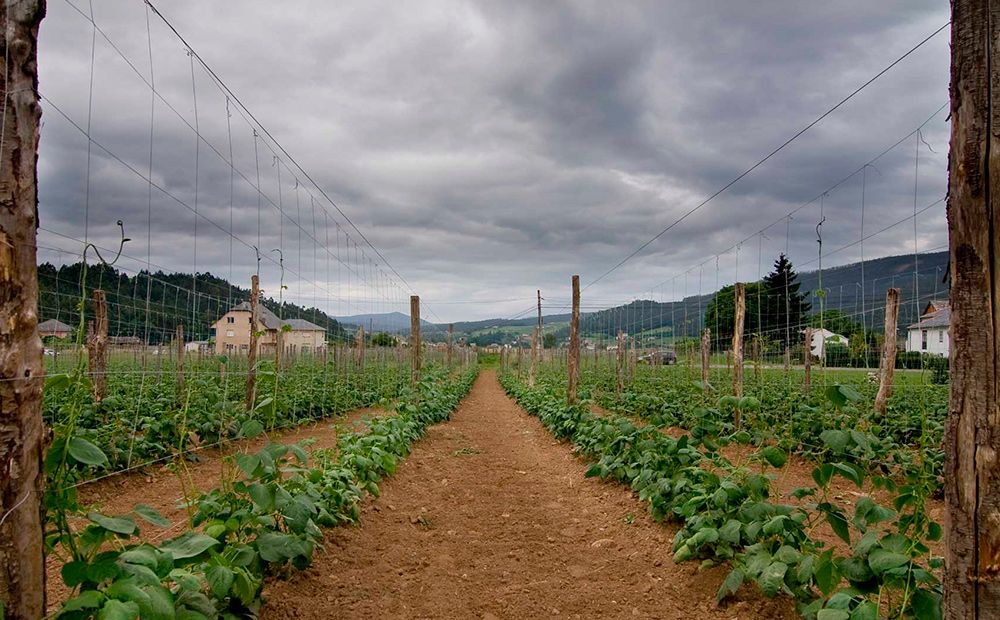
[[39, 318, 73, 332], [909, 307, 950, 330], [226, 302, 324, 332]]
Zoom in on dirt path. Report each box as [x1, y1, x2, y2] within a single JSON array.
[[262, 371, 796, 619], [46, 407, 387, 611]]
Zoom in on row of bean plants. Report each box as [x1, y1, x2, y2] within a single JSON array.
[[500, 370, 942, 619], [49, 365, 476, 619], [43, 356, 410, 483]]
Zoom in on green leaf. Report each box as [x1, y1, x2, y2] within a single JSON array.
[[927, 521, 943, 541], [238, 419, 264, 439], [816, 610, 849, 620], [868, 548, 909, 574], [814, 551, 839, 596], [137, 585, 174, 620], [69, 437, 109, 467], [97, 599, 140, 620], [849, 601, 878, 620], [161, 532, 219, 560], [61, 560, 89, 587], [61, 589, 106, 612], [253, 397, 274, 412], [831, 462, 863, 486], [826, 510, 850, 544], [256, 532, 309, 563], [759, 561, 788, 597], [761, 446, 787, 468], [88, 512, 137, 535], [248, 483, 276, 512], [911, 588, 942, 620], [133, 504, 171, 528], [716, 568, 744, 603], [120, 547, 159, 569], [206, 565, 235, 599], [45, 373, 72, 391], [819, 430, 849, 454]]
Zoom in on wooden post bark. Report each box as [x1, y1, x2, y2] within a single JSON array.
[[803, 327, 812, 394], [447, 323, 454, 369], [528, 330, 538, 388], [86, 289, 108, 403], [701, 328, 711, 393], [0, 2, 46, 615], [246, 275, 259, 411], [355, 324, 365, 369], [175, 323, 185, 399], [616, 330, 625, 397], [944, 1, 1000, 615], [410, 296, 421, 387], [784, 346, 791, 372], [274, 325, 283, 371], [874, 288, 900, 415], [567, 275, 580, 405], [732, 283, 745, 407]]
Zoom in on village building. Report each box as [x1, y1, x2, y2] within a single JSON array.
[[38, 318, 73, 339], [805, 327, 848, 358], [212, 302, 326, 356], [906, 299, 950, 356]]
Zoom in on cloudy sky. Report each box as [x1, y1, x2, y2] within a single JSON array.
[[36, 0, 951, 323]]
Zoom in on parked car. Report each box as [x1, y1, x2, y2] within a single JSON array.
[[638, 349, 677, 365]]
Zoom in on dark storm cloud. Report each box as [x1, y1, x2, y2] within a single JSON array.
[[36, 0, 951, 322]]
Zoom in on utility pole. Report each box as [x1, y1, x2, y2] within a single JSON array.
[[0, 2, 46, 617], [529, 289, 541, 387], [944, 2, 1000, 616]]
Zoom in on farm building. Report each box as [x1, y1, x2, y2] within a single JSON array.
[[38, 318, 73, 339], [805, 327, 848, 358], [906, 299, 950, 356], [212, 302, 326, 356]]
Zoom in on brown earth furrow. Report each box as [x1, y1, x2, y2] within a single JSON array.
[[261, 371, 797, 619]]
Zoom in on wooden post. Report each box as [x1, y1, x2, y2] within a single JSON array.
[[616, 330, 625, 397], [0, 2, 46, 615], [355, 324, 365, 369], [175, 323, 185, 399], [732, 283, 745, 406], [701, 328, 711, 393], [628, 336, 636, 384], [246, 275, 259, 411], [784, 346, 791, 372], [87, 289, 108, 402], [447, 323, 454, 368], [410, 296, 421, 387], [874, 288, 900, 415], [803, 327, 812, 394], [274, 324, 283, 370], [516, 343, 523, 379], [528, 329, 538, 388], [944, 2, 1000, 615], [567, 275, 580, 405]]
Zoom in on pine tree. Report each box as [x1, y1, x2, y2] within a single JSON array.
[[760, 253, 810, 346]]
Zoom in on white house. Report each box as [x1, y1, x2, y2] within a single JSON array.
[[805, 328, 848, 358], [906, 300, 950, 356]]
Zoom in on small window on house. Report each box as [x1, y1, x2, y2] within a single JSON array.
[[226, 330, 234, 337], [227, 316, 235, 324], [921, 330, 928, 351], [939, 330, 944, 343]]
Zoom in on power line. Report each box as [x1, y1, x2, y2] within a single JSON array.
[[584, 21, 950, 291]]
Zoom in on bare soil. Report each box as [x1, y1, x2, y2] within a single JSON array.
[[262, 371, 797, 619]]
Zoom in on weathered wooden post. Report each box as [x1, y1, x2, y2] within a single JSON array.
[[944, 2, 1000, 614], [873, 288, 900, 415], [355, 324, 365, 369], [732, 283, 745, 405], [175, 323, 185, 399], [274, 324, 283, 370], [803, 327, 812, 394], [87, 289, 108, 402], [528, 329, 538, 388], [246, 275, 259, 411], [0, 2, 46, 615], [701, 328, 711, 393], [616, 330, 625, 397], [447, 323, 454, 368], [410, 295, 421, 387], [567, 275, 580, 405], [783, 346, 791, 373]]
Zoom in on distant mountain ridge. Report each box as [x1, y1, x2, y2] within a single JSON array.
[[336, 311, 433, 333]]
